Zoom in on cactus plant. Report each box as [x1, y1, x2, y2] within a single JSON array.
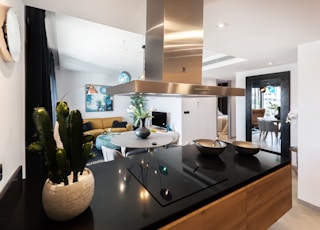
[[27, 101, 94, 185]]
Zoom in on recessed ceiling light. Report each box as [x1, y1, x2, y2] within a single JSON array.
[[268, 62, 273, 65], [217, 22, 228, 28]]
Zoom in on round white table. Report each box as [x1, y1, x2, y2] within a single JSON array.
[[111, 131, 173, 153]]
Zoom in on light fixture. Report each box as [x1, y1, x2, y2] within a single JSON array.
[[86, 85, 98, 95], [217, 22, 228, 28], [260, 86, 266, 93], [139, 45, 146, 80]]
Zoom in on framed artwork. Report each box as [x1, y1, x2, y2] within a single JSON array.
[[85, 84, 113, 112]]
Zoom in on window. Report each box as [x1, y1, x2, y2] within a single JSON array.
[[252, 85, 281, 118]]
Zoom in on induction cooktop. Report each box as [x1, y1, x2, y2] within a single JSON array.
[[127, 150, 227, 207]]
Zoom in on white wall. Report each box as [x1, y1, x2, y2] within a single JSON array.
[[0, 0, 25, 193], [55, 69, 132, 121], [297, 40, 320, 208], [181, 97, 217, 145]]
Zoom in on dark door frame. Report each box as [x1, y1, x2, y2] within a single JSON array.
[[245, 71, 291, 158]]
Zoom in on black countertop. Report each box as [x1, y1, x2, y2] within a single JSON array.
[[5, 144, 290, 230]]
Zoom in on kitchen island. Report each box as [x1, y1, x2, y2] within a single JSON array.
[[1, 144, 291, 230]]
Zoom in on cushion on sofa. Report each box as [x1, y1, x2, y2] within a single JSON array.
[[83, 122, 93, 132], [83, 118, 104, 129], [112, 120, 128, 128]]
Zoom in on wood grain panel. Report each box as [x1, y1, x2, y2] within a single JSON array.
[[246, 165, 292, 230], [161, 187, 247, 230]]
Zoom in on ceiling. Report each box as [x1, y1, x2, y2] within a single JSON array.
[[24, 0, 320, 81]]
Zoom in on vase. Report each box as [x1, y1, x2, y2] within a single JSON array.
[[42, 168, 95, 221], [135, 118, 150, 139]]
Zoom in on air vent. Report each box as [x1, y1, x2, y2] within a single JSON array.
[[203, 55, 235, 66]]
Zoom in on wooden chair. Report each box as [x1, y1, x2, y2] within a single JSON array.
[[252, 109, 266, 128]]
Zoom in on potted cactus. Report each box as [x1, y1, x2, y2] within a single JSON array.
[[28, 101, 95, 221]]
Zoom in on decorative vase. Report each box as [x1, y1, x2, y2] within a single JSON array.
[[135, 118, 150, 139], [42, 168, 95, 221]]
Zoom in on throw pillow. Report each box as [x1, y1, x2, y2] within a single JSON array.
[[83, 122, 93, 132], [112, 120, 128, 128]]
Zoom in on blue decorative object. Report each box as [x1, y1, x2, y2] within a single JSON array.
[[118, 71, 131, 83], [267, 85, 275, 93], [95, 134, 119, 150], [165, 124, 172, 131]]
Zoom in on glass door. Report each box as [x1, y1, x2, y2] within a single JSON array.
[[245, 71, 291, 157]]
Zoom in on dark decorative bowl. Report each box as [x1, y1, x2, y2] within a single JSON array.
[[232, 141, 260, 155], [193, 139, 227, 156]]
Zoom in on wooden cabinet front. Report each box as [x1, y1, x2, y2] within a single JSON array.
[[246, 165, 292, 230], [162, 165, 292, 230], [161, 187, 247, 230]]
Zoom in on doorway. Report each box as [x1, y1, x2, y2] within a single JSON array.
[[245, 71, 290, 158], [217, 81, 231, 140]]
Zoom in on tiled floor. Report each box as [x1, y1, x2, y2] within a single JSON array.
[[251, 129, 281, 153], [269, 170, 320, 229]]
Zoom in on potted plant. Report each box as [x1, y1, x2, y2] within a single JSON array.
[[128, 93, 150, 128], [28, 101, 95, 221], [127, 94, 153, 138]]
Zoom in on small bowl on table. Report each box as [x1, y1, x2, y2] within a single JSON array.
[[232, 141, 260, 156], [193, 139, 227, 156]]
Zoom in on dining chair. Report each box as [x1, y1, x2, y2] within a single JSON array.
[[264, 120, 280, 143], [257, 119, 266, 140], [101, 145, 123, 162], [125, 148, 148, 157], [165, 131, 180, 148]]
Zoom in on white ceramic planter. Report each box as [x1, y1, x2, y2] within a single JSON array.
[[42, 168, 95, 221]]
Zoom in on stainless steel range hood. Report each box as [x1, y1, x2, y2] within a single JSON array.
[[107, 0, 245, 97]]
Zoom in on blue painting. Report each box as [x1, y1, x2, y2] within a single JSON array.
[[85, 84, 113, 112]]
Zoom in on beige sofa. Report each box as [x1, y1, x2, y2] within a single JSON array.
[[83, 117, 132, 139]]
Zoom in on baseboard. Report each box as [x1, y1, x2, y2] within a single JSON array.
[[0, 166, 22, 229], [297, 198, 320, 212]]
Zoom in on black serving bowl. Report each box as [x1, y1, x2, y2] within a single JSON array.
[[193, 139, 227, 156], [232, 141, 260, 155]]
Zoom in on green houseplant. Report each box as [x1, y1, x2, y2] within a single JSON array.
[[28, 101, 95, 221], [127, 93, 153, 138], [127, 93, 151, 127]]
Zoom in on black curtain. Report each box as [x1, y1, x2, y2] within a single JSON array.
[[25, 6, 54, 180]]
